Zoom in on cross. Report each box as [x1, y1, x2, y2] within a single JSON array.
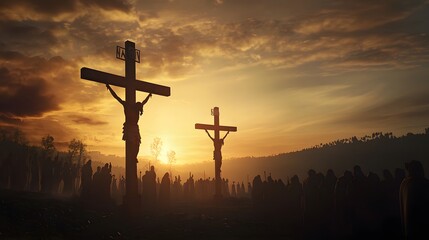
[[80, 40, 170, 212], [195, 107, 237, 199]]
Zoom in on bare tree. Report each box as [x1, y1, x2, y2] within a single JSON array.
[[167, 150, 176, 165], [167, 150, 176, 180], [150, 137, 163, 165]]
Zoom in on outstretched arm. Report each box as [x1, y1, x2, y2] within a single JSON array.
[[222, 131, 230, 140], [142, 93, 152, 105], [106, 84, 124, 105], [205, 129, 214, 141]]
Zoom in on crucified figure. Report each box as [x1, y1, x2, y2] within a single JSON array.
[[106, 84, 152, 163], [205, 129, 230, 173]]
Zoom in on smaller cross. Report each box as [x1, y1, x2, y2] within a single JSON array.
[[195, 107, 237, 198]]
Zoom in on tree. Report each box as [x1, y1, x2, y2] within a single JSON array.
[[68, 139, 87, 166], [167, 150, 176, 182], [150, 137, 163, 163], [41, 134, 56, 152], [0, 127, 28, 145], [167, 150, 176, 165]]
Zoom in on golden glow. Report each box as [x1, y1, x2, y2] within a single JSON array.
[[1, 0, 428, 168]]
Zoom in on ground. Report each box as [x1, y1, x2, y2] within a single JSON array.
[[0, 190, 297, 240]]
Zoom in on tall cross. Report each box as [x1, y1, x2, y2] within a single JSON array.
[[80, 40, 170, 211], [195, 107, 237, 199]]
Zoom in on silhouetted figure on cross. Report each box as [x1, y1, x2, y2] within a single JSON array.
[[106, 84, 151, 163], [205, 129, 230, 176]]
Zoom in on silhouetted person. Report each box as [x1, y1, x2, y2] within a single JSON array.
[[111, 174, 119, 203], [159, 172, 170, 207], [51, 154, 62, 193], [29, 155, 40, 192], [142, 166, 157, 208], [231, 181, 237, 198], [81, 160, 93, 200], [119, 175, 126, 197], [92, 166, 101, 201], [41, 156, 53, 193], [287, 175, 303, 228], [303, 169, 322, 239], [62, 161, 73, 194], [334, 170, 353, 238], [400, 160, 429, 240], [184, 173, 195, 201], [100, 163, 112, 201], [247, 181, 252, 197], [222, 178, 230, 197], [252, 175, 263, 207], [106, 84, 151, 163], [349, 165, 370, 237]]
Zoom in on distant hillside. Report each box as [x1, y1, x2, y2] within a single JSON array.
[[171, 129, 429, 183], [217, 129, 429, 182]]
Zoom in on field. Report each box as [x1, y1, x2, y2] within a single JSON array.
[[0, 190, 297, 240]]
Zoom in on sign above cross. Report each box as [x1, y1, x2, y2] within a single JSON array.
[[80, 40, 171, 212], [195, 107, 237, 199]]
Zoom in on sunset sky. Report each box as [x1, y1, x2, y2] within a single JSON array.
[[1, 0, 429, 166]]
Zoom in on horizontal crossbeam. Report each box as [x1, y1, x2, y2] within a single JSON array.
[[195, 123, 237, 132], [81, 67, 170, 96]]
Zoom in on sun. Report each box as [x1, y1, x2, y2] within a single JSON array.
[[159, 150, 169, 164]]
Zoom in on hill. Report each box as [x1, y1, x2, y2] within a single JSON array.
[[174, 129, 429, 183]]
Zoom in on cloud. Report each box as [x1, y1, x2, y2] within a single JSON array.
[[0, 114, 22, 125], [0, 0, 76, 16], [331, 94, 429, 127], [0, 66, 59, 117], [81, 0, 132, 12], [71, 115, 108, 125], [0, 0, 132, 20]]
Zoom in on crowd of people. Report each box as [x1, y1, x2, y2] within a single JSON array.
[[1, 139, 428, 239], [0, 142, 81, 194]]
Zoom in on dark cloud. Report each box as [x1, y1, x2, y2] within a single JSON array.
[[0, 66, 59, 117], [81, 0, 132, 12], [0, 114, 22, 125], [18, 116, 80, 146], [0, 21, 59, 55], [0, 0, 76, 16], [0, 0, 131, 18], [71, 115, 108, 125]]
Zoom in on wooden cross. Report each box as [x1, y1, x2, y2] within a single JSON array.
[[80, 40, 170, 211], [195, 107, 237, 198]]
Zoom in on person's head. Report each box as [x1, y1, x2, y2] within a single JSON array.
[[383, 169, 393, 181], [326, 169, 336, 179], [136, 102, 143, 115], [395, 168, 405, 180], [150, 165, 155, 172], [291, 175, 299, 184], [354, 165, 363, 177], [307, 169, 316, 177], [405, 160, 425, 178]]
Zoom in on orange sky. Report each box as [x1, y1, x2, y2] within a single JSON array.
[[1, 0, 429, 166]]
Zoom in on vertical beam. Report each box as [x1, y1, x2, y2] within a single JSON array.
[[124, 40, 140, 211], [213, 107, 222, 198]]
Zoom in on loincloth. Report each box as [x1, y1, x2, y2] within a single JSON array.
[[122, 123, 141, 143]]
